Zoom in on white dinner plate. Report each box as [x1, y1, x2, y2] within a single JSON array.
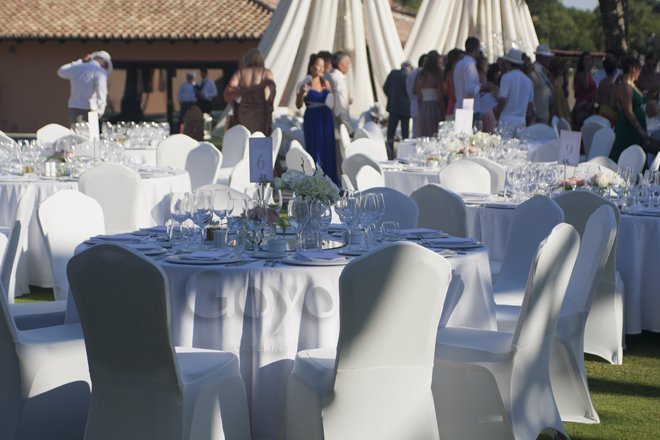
[[164, 254, 245, 265], [251, 250, 289, 259], [337, 248, 365, 257], [426, 241, 483, 250], [280, 255, 349, 266]]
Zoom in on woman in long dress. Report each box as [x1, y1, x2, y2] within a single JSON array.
[[296, 53, 337, 183], [571, 52, 597, 130], [413, 51, 445, 137], [609, 56, 652, 162], [223, 48, 276, 135]]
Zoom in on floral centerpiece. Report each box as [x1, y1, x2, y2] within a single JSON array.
[[274, 166, 340, 204], [590, 171, 624, 189], [560, 176, 586, 191], [46, 149, 73, 163]]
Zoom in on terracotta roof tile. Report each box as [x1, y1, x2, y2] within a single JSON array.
[[0, 0, 272, 41]]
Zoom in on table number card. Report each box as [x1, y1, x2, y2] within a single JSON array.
[[462, 98, 474, 110], [249, 137, 273, 182], [454, 108, 474, 135], [87, 111, 100, 140], [558, 130, 581, 166]]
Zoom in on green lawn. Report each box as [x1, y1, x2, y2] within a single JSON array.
[[17, 292, 658, 438]]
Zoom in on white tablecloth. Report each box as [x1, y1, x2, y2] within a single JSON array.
[[465, 204, 660, 334], [66, 245, 493, 440], [0, 171, 191, 291], [123, 148, 157, 166], [383, 169, 441, 196]]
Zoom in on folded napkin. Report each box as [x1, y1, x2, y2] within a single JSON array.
[[297, 251, 345, 261], [93, 233, 145, 243], [423, 236, 478, 246], [401, 228, 446, 239], [179, 251, 232, 261]]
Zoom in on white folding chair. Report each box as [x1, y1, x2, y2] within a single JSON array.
[[586, 126, 615, 161], [363, 187, 419, 228], [1, 185, 35, 303], [287, 242, 452, 440], [650, 152, 660, 172], [617, 144, 646, 175], [68, 244, 251, 440], [228, 159, 257, 194], [341, 153, 382, 190], [155, 134, 198, 168], [345, 138, 389, 162], [583, 114, 611, 128], [338, 123, 352, 161], [36, 123, 73, 145], [185, 142, 223, 190], [411, 184, 467, 237], [38, 190, 105, 301], [496, 205, 617, 423], [340, 174, 355, 191], [433, 223, 579, 440], [0, 282, 90, 440], [581, 122, 606, 159], [493, 195, 564, 305], [528, 139, 560, 163], [355, 166, 385, 191], [285, 140, 316, 175], [467, 157, 506, 193], [438, 160, 491, 195], [557, 117, 571, 133], [222, 124, 250, 168], [553, 191, 624, 365], [519, 123, 558, 142], [271, 127, 283, 168], [551, 116, 559, 136], [587, 155, 618, 171], [78, 163, 144, 234]]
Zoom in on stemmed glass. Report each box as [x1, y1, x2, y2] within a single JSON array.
[[335, 193, 360, 246], [169, 192, 193, 244], [192, 190, 213, 248], [226, 197, 247, 253], [358, 193, 380, 248], [211, 188, 229, 228]]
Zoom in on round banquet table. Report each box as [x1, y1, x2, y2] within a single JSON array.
[[0, 170, 191, 292], [66, 244, 495, 440]]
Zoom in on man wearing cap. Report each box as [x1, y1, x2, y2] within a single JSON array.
[[494, 49, 534, 129], [383, 60, 414, 158], [531, 44, 555, 125], [177, 71, 197, 131], [57, 51, 112, 124]]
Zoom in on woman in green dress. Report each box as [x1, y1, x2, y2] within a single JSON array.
[[610, 56, 651, 163]]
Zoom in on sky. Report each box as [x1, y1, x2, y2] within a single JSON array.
[[559, 0, 599, 10]]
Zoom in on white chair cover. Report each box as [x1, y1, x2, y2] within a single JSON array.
[[433, 223, 579, 440], [285, 140, 316, 175], [36, 123, 73, 145], [438, 160, 491, 195], [185, 142, 223, 191], [37, 190, 105, 301], [0, 233, 6, 269], [221, 124, 250, 168], [338, 123, 352, 161], [345, 138, 389, 162], [411, 184, 467, 237], [340, 174, 355, 191], [581, 122, 607, 159], [355, 166, 385, 191], [586, 126, 616, 161], [519, 123, 558, 141], [528, 139, 559, 163], [496, 205, 617, 423], [341, 153, 382, 190], [287, 242, 452, 440], [156, 134, 198, 168], [0, 129, 14, 145], [587, 155, 618, 171], [1, 185, 35, 303], [363, 187, 419, 228], [67, 244, 251, 440], [583, 114, 611, 128], [271, 127, 283, 167], [228, 159, 257, 194], [617, 144, 646, 175], [553, 191, 624, 364], [78, 163, 144, 234], [0, 282, 89, 440], [493, 195, 564, 305], [650, 152, 660, 172], [557, 117, 571, 133], [467, 157, 506, 193]]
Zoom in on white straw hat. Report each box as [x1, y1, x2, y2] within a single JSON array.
[[504, 48, 524, 66], [535, 44, 555, 58]]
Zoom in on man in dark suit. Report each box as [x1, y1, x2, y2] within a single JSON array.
[[383, 61, 414, 158]]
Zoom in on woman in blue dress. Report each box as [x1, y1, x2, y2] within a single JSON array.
[[296, 53, 337, 183]]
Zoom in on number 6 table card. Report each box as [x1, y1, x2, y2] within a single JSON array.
[[249, 137, 273, 182]]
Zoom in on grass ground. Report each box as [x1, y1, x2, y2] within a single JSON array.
[[17, 291, 658, 439]]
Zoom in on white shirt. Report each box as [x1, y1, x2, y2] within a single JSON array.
[[178, 81, 197, 103], [453, 55, 481, 110], [196, 78, 218, 100], [498, 69, 534, 125], [325, 69, 353, 130], [406, 67, 421, 118], [57, 59, 108, 115]]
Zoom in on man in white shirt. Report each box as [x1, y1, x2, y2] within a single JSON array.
[[194, 68, 218, 114], [494, 49, 534, 129], [406, 53, 426, 138], [453, 36, 482, 111], [177, 71, 197, 131], [531, 44, 555, 125], [325, 51, 354, 134], [57, 51, 112, 124]]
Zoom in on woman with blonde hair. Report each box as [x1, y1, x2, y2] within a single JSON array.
[[223, 48, 276, 134]]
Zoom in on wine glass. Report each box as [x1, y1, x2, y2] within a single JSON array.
[[193, 190, 213, 247], [211, 187, 229, 228], [169, 192, 192, 243]]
